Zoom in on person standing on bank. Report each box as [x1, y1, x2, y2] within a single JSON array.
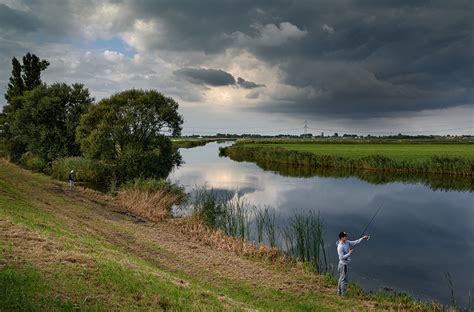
[[68, 170, 75, 192], [336, 231, 370, 296]]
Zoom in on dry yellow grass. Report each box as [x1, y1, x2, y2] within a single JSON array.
[[115, 188, 180, 222], [173, 218, 287, 263]]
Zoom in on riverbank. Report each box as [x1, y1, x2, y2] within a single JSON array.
[[220, 140, 474, 176], [0, 159, 437, 311]]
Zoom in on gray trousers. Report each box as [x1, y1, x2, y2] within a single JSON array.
[[69, 180, 74, 192], [338, 263, 348, 296]]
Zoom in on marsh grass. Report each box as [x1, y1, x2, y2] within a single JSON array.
[[191, 189, 329, 273], [116, 178, 187, 222], [283, 212, 328, 273], [263, 207, 278, 248], [192, 189, 252, 240]]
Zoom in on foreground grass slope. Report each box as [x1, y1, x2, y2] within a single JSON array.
[[0, 159, 432, 311]]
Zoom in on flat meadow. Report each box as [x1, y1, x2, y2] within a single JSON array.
[[242, 142, 474, 162]]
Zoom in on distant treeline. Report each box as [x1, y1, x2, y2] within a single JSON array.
[[182, 134, 473, 140], [233, 138, 474, 145]]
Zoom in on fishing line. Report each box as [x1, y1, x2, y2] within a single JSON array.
[[359, 202, 384, 239]]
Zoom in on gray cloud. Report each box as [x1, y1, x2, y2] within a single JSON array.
[[122, 0, 472, 117], [174, 68, 236, 86], [0, 3, 40, 32], [174, 68, 264, 90], [0, 0, 472, 123], [237, 77, 265, 89]]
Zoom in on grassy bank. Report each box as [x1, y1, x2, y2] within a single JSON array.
[[228, 155, 474, 192], [221, 142, 474, 176], [0, 159, 441, 311]]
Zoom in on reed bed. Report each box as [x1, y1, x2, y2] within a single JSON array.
[[116, 178, 187, 222], [192, 189, 251, 240], [283, 212, 328, 274], [190, 188, 329, 273]]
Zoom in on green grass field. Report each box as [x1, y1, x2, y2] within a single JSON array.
[[243, 143, 474, 162]]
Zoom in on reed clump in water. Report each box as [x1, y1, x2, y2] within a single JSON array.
[[283, 212, 328, 274], [190, 189, 329, 273], [192, 188, 251, 240], [116, 178, 187, 221]]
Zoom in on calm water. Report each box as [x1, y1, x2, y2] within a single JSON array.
[[169, 142, 474, 306]]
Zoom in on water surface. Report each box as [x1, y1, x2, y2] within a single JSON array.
[[170, 142, 474, 306]]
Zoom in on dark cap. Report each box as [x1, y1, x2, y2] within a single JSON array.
[[339, 231, 348, 239]]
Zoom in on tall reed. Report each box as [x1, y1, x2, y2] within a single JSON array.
[[192, 189, 252, 241], [263, 207, 277, 248], [190, 188, 329, 273], [284, 212, 328, 273]]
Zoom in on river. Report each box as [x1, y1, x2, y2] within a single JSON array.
[[169, 141, 473, 307]]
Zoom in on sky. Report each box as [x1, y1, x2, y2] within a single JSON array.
[[0, 0, 472, 136]]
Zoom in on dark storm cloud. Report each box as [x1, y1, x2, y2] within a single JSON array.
[[0, 4, 40, 32], [237, 77, 265, 89], [174, 68, 264, 89], [122, 0, 473, 118], [174, 68, 236, 86], [0, 0, 472, 119]]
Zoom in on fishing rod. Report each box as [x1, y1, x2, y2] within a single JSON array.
[[358, 202, 384, 240]]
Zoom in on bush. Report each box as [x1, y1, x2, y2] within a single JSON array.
[[51, 157, 111, 182], [20, 152, 48, 172]]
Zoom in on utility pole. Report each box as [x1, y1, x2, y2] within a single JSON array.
[[304, 120, 308, 136]]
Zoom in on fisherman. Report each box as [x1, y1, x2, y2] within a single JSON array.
[[68, 170, 75, 192], [336, 231, 369, 296]]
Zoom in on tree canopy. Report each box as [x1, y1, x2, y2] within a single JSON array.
[[8, 83, 93, 162], [76, 89, 183, 181], [4, 53, 49, 103]]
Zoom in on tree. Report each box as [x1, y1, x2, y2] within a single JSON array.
[[4, 57, 24, 103], [2, 53, 50, 160], [8, 83, 93, 162], [76, 89, 183, 182], [21, 52, 50, 91], [4, 53, 49, 103]]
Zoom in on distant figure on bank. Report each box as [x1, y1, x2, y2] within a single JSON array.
[[336, 231, 369, 296], [68, 170, 75, 192]]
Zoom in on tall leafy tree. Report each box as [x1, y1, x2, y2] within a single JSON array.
[[4, 57, 24, 103], [2, 53, 50, 160], [9, 83, 93, 162], [76, 89, 183, 182], [21, 52, 50, 91], [4, 53, 49, 104]]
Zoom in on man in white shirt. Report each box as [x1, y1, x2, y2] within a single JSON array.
[[336, 231, 369, 296]]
